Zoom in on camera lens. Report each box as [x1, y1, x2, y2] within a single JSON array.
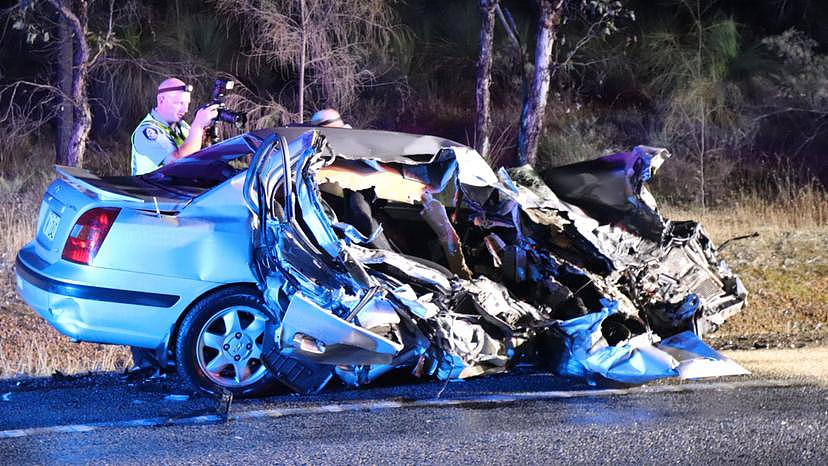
[[217, 109, 247, 128]]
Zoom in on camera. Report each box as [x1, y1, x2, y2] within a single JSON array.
[[207, 79, 247, 143]]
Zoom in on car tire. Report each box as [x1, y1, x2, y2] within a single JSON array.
[[175, 285, 278, 397]]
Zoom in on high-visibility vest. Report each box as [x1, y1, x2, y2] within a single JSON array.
[[130, 112, 190, 175]]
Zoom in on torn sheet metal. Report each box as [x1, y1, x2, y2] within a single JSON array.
[[420, 192, 472, 279], [553, 300, 680, 385], [553, 302, 747, 385], [390, 284, 439, 320], [657, 331, 750, 379], [348, 245, 453, 295], [427, 310, 513, 380], [462, 276, 550, 328], [246, 129, 748, 394], [279, 293, 403, 366], [540, 146, 669, 241], [452, 146, 500, 187]]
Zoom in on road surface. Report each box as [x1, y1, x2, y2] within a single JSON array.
[[1, 365, 826, 464]]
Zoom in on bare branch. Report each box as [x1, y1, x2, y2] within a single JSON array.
[[213, 0, 393, 116], [88, 0, 117, 67]]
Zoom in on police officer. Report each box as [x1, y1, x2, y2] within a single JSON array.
[[130, 78, 219, 175]]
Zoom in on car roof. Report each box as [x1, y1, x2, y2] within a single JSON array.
[[145, 127, 469, 188], [250, 126, 467, 164]]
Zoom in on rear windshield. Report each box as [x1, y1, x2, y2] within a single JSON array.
[[141, 134, 261, 194]]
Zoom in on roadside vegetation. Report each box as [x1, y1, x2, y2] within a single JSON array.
[[1, 0, 826, 378]]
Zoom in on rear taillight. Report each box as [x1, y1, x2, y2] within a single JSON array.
[[62, 207, 121, 265]]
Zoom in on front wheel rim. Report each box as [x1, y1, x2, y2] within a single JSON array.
[[195, 305, 269, 389]]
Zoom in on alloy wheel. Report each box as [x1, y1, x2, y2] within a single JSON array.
[[195, 305, 269, 388]]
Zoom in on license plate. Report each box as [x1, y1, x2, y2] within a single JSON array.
[[42, 211, 61, 242]]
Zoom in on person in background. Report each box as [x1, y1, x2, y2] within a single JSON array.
[[130, 78, 219, 175], [309, 108, 352, 128]]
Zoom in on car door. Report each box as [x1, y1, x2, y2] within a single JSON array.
[[245, 131, 372, 301], [244, 131, 401, 387]]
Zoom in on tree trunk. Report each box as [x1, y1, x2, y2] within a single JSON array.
[[475, 0, 498, 159], [68, 1, 91, 168], [516, 0, 564, 167], [55, 0, 74, 166], [297, 0, 306, 122], [49, 0, 91, 168]]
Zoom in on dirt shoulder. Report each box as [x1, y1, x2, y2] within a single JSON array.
[[713, 227, 828, 347], [724, 347, 828, 385]]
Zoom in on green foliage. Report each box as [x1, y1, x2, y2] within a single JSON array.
[[9, 1, 52, 45], [536, 111, 619, 171], [212, 0, 394, 117], [588, 5, 756, 205], [761, 29, 828, 108], [393, 1, 488, 100], [528, 0, 828, 205], [158, 13, 242, 69]]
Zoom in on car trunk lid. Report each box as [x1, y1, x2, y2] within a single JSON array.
[[31, 166, 194, 265], [54, 166, 195, 207]]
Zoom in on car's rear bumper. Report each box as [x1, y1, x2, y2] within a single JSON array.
[[16, 253, 180, 308], [15, 245, 217, 349]]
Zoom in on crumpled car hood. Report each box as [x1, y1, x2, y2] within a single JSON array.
[[245, 129, 747, 393]]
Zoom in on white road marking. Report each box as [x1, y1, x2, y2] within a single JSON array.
[[0, 379, 794, 439]]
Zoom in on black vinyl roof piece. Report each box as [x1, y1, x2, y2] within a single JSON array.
[[250, 126, 467, 164], [141, 127, 468, 192]]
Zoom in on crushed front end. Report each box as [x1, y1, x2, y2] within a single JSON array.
[[244, 129, 748, 393]]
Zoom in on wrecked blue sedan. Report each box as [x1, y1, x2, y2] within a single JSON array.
[[16, 127, 747, 396]]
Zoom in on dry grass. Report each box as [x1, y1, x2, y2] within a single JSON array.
[[1, 138, 133, 379], [662, 186, 828, 240], [0, 315, 131, 379]]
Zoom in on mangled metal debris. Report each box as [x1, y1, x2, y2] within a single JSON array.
[[244, 129, 748, 393]]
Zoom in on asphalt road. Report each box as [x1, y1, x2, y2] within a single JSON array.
[[1, 371, 826, 465]]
